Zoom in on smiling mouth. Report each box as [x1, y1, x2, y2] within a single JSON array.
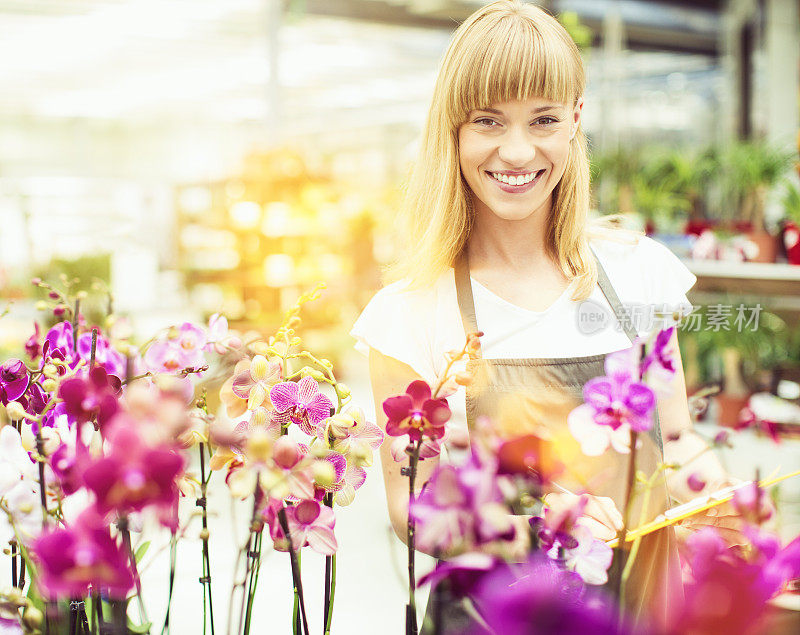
[[487, 169, 546, 187]]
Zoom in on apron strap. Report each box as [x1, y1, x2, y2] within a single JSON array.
[[590, 245, 640, 344], [453, 251, 482, 359], [453, 245, 639, 346]]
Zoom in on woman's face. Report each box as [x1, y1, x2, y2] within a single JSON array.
[[458, 96, 582, 222]]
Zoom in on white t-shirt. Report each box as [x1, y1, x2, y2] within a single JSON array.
[[350, 235, 697, 440]]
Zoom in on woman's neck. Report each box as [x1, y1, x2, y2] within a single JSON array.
[[466, 203, 552, 275]]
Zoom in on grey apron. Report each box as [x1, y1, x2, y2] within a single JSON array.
[[421, 249, 682, 633]]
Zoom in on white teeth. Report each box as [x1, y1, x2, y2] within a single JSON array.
[[490, 171, 541, 186]]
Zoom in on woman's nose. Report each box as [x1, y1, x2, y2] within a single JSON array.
[[497, 128, 536, 167]]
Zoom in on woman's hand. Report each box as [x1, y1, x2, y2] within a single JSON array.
[[543, 492, 624, 542]]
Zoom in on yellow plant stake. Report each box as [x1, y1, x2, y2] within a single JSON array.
[[607, 469, 800, 548]]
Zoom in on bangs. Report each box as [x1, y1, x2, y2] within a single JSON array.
[[445, 11, 583, 125]]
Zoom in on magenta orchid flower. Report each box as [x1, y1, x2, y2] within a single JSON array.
[[410, 449, 513, 555], [547, 524, 613, 586], [143, 322, 207, 374], [31, 511, 134, 599], [81, 417, 185, 519], [732, 481, 774, 525], [267, 499, 337, 556], [232, 355, 282, 411], [76, 331, 125, 378], [675, 526, 800, 634], [470, 554, 625, 635], [568, 348, 655, 456], [270, 376, 333, 436], [0, 359, 29, 406], [44, 321, 75, 363], [382, 380, 451, 442], [641, 327, 677, 396], [58, 366, 121, 429]]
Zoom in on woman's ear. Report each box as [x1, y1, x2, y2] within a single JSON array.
[[570, 98, 584, 140]]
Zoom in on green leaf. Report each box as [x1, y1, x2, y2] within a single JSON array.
[[134, 541, 151, 564], [127, 620, 153, 634]]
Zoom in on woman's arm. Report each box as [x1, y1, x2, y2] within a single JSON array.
[[369, 347, 441, 545]]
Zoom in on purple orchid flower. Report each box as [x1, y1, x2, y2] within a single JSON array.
[[58, 366, 121, 429], [76, 331, 125, 378], [410, 449, 514, 555], [469, 553, 627, 635], [417, 552, 498, 599], [0, 359, 29, 406], [270, 376, 334, 436], [81, 417, 185, 519], [31, 511, 134, 599], [382, 380, 451, 442], [44, 321, 76, 362], [675, 526, 800, 634], [267, 499, 337, 556]]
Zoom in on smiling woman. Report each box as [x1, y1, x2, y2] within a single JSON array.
[[350, 1, 737, 633]]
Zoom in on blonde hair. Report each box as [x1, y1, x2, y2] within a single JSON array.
[[386, 0, 626, 300]]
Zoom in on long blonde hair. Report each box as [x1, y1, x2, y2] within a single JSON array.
[[386, 0, 618, 300]]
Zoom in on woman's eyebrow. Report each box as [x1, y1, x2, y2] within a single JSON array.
[[473, 105, 560, 115]]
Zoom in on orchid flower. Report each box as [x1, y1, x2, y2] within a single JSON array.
[[270, 376, 333, 436], [266, 499, 337, 556], [232, 355, 282, 411], [31, 511, 134, 599], [0, 359, 29, 406], [81, 417, 185, 520], [382, 380, 450, 442]]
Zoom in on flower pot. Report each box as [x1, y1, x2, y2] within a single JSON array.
[[745, 230, 778, 263], [715, 392, 751, 427]]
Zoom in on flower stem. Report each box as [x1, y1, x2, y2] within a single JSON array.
[[119, 516, 148, 627], [405, 439, 422, 635], [160, 529, 177, 635], [323, 492, 335, 634], [613, 429, 639, 604], [277, 507, 310, 635], [198, 442, 216, 635]]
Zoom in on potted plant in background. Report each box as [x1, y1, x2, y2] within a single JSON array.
[[687, 304, 785, 426], [721, 141, 794, 263], [631, 156, 691, 235], [590, 147, 643, 218]]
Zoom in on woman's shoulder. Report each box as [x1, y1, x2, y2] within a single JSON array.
[[349, 270, 460, 381], [588, 231, 696, 308]]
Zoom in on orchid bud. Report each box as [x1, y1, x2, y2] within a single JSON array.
[[48, 291, 59, 300], [31, 277, 42, 286], [199, 528, 210, 542], [687, 473, 706, 492], [53, 304, 65, 317], [35, 300, 47, 311], [288, 317, 301, 329], [5, 401, 26, 421], [251, 341, 269, 356], [454, 372, 472, 386], [290, 337, 302, 347], [335, 383, 351, 399], [22, 606, 43, 629], [42, 364, 58, 379], [76, 290, 88, 301], [320, 358, 333, 369], [42, 378, 57, 392]]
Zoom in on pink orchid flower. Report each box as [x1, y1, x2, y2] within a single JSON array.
[[270, 376, 333, 436], [382, 380, 451, 442], [232, 355, 282, 411], [32, 511, 134, 599], [267, 499, 337, 556]]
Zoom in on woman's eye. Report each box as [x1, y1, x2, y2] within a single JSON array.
[[534, 117, 558, 126], [474, 118, 498, 127]]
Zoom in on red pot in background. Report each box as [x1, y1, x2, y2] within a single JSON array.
[[745, 230, 779, 263], [715, 392, 751, 427]]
